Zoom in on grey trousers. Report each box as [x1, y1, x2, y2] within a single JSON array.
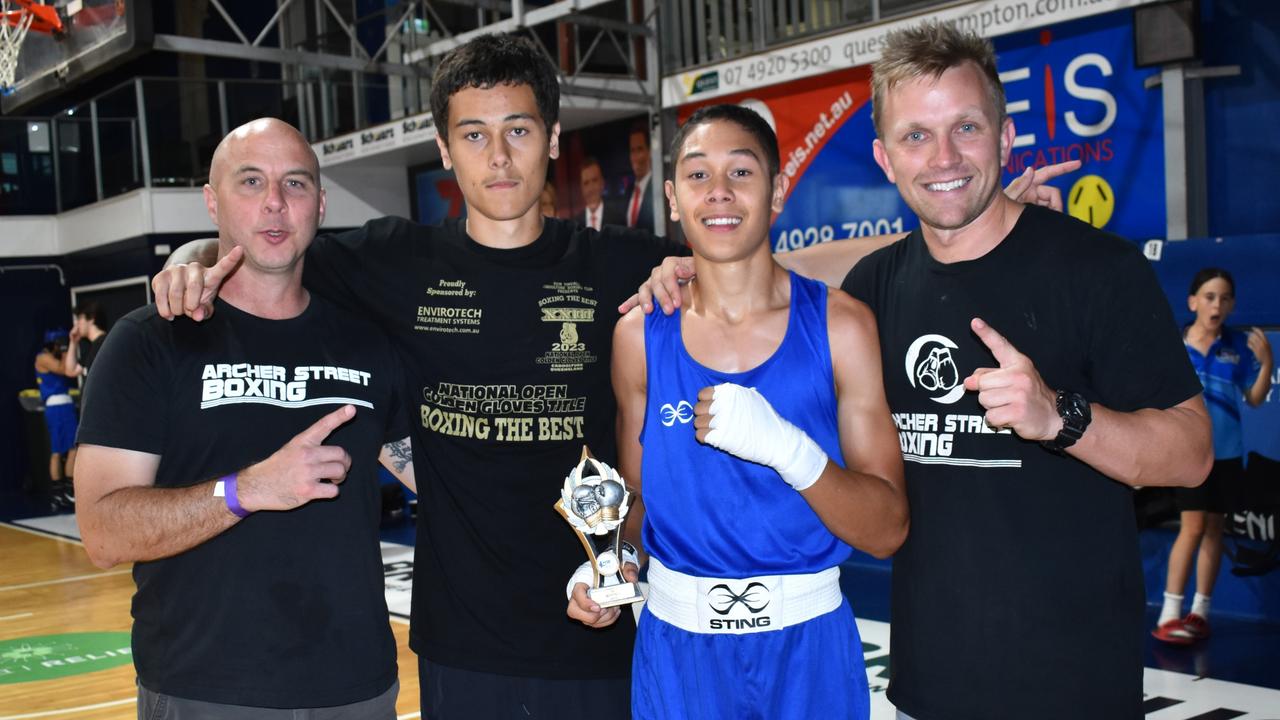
[[137, 680, 398, 720]]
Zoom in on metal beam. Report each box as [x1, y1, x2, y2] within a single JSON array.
[[562, 13, 652, 37], [1160, 65, 1188, 239], [51, 119, 62, 212], [405, 0, 616, 63], [433, 0, 511, 10], [90, 100, 102, 202], [644, 0, 663, 235], [254, 0, 298, 47], [321, 0, 371, 61], [152, 34, 425, 77], [1149, 64, 1239, 239], [369, 2, 421, 64], [562, 84, 649, 105], [134, 79, 152, 188], [207, 0, 252, 46]]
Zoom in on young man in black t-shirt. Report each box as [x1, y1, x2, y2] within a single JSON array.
[[154, 35, 682, 720], [838, 23, 1210, 720], [76, 119, 415, 716]]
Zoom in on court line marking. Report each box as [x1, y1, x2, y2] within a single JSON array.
[[0, 523, 413, 624], [0, 523, 131, 593], [0, 699, 424, 720], [0, 569, 132, 593], [0, 521, 83, 546], [1, 521, 421, 717], [0, 697, 134, 719]]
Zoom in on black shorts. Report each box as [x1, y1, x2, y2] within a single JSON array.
[[418, 656, 631, 720], [1175, 457, 1243, 513]]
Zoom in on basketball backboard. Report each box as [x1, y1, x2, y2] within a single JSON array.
[[1, 0, 150, 113]]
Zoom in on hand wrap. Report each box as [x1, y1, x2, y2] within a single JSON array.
[[703, 382, 828, 491], [564, 544, 639, 600]]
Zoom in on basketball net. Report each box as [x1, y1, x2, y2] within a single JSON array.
[[0, 0, 35, 93]]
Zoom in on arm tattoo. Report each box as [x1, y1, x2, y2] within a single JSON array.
[[385, 438, 412, 473]]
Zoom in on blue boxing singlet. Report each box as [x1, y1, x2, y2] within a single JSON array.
[[639, 272, 850, 577], [37, 366, 71, 404]]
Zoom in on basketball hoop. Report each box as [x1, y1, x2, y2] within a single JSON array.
[[0, 0, 35, 93], [0, 0, 65, 93]]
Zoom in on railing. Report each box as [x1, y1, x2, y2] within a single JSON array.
[[0, 75, 401, 215], [0, 0, 957, 215], [660, 0, 951, 73]]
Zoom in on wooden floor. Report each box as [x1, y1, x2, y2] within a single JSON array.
[[7, 515, 1280, 719], [0, 524, 421, 719]]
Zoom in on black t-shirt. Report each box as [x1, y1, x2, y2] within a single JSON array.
[[77, 297, 407, 708], [304, 216, 685, 678], [82, 335, 105, 372], [77, 335, 106, 398], [842, 206, 1200, 720]]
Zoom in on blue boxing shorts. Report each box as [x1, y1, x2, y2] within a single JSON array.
[[632, 559, 869, 720], [44, 403, 78, 454]]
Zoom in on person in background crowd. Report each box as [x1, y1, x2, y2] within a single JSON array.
[[1153, 267, 1273, 645], [34, 329, 78, 508], [65, 302, 108, 380], [579, 157, 623, 230], [625, 122, 655, 233]]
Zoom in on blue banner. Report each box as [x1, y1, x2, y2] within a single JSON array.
[[997, 13, 1165, 241], [703, 9, 1169, 253]]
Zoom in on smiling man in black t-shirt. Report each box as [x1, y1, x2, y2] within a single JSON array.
[[76, 119, 415, 718], [838, 23, 1212, 720]]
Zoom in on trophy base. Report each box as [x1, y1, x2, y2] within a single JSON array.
[[590, 582, 645, 608]]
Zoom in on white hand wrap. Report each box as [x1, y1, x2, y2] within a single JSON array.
[[703, 382, 828, 491], [565, 562, 595, 600], [564, 545, 640, 600]]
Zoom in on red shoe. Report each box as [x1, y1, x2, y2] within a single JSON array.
[[1179, 613, 1210, 641], [1151, 618, 1195, 645]]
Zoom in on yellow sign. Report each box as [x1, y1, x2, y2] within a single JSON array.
[[1068, 174, 1115, 229]]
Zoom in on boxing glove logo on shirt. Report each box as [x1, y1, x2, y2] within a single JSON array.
[[905, 334, 964, 405]]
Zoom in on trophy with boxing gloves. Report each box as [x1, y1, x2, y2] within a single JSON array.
[[555, 446, 644, 608]]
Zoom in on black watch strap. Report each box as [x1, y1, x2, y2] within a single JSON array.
[[1042, 390, 1091, 452]]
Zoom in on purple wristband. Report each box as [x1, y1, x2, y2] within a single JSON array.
[[222, 473, 251, 518]]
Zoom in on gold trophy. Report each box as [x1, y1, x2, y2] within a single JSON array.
[[555, 447, 644, 608]]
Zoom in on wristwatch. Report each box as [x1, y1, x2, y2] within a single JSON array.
[[1042, 390, 1091, 452]]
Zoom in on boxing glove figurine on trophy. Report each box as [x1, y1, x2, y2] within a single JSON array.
[[555, 446, 644, 608]]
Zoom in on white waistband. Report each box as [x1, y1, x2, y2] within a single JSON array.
[[645, 556, 842, 635], [44, 394, 72, 407]]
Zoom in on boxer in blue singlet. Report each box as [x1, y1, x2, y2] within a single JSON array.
[[34, 329, 78, 506], [568, 105, 907, 720]]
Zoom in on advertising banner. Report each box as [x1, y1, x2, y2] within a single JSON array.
[[676, 9, 1165, 253], [663, 0, 1165, 106]]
